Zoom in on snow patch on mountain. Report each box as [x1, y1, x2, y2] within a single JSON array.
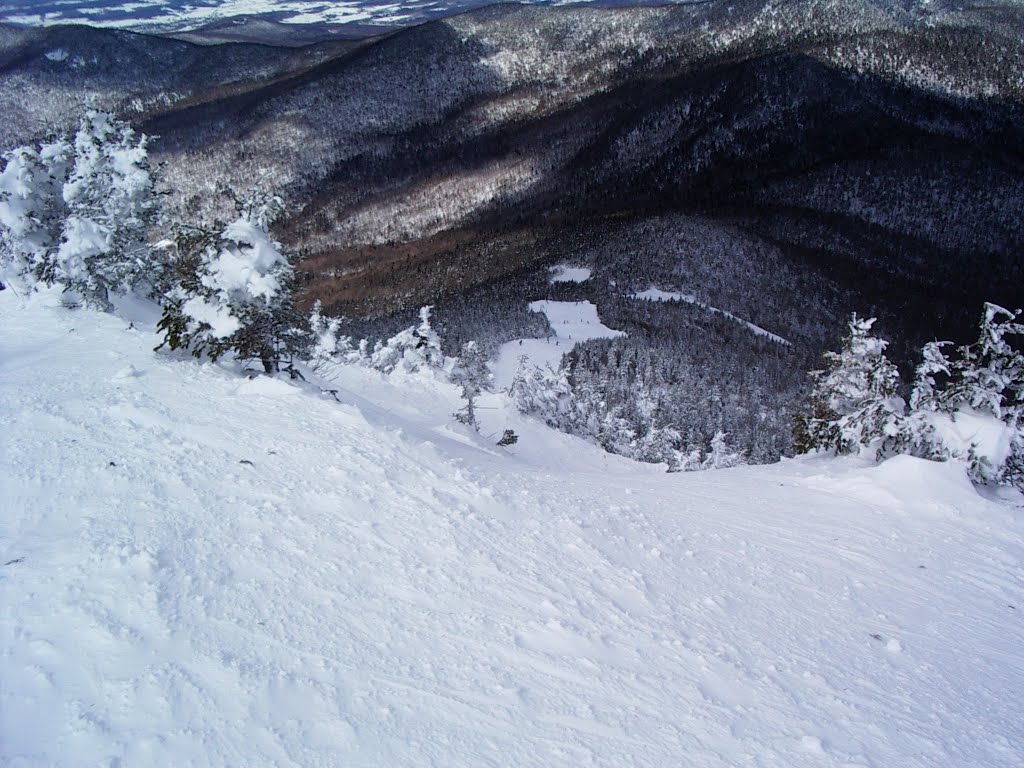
[[549, 264, 592, 284], [632, 286, 792, 346], [492, 300, 624, 387]]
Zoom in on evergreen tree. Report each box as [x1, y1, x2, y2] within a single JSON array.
[[701, 430, 746, 470], [451, 340, 492, 429], [909, 340, 953, 412], [0, 111, 160, 306], [368, 306, 447, 374], [947, 303, 1024, 423], [0, 141, 71, 288], [51, 111, 161, 305], [507, 356, 575, 430], [308, 300, 357, 375], [157, 193, 301, 374], [798, 315, 906, 457]]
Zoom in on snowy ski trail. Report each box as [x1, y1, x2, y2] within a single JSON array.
[[2, 289, 1022, 767]]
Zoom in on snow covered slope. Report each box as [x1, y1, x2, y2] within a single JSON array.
[[492, 300, 623, 387], [2, 288, 1023, 767]]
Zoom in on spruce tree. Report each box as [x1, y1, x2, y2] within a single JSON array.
[[798, 314, 906, 456], [157, 192, 301, 374], [947, 303, 1023, 423], [452, 340, 492, 429]]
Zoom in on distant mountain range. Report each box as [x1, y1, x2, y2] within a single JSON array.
[[4, 0, 730, 38], [2, 0, 1022, 459]]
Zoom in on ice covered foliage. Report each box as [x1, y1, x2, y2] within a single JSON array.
[[304, 304, 451, 380], [157, 194, 302, 374], [0, 141, 70, 288], [946, 303, 1024, 422], [452, 340, 492, 429], [797, 315, 906, 458], [0, 111, 159, 306], [508, 355, 743, 472], [307, 300, 357, 375], [702, 431, 747, 470], [366, 306, 447, 374], [909, 303, 1024, 487], [798, 305, 1024, 489], [507, 356, 576, 431]]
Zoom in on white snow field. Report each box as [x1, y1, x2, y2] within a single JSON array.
[[492, 299, 624, 388], [2, 288, 1023, 767], [549, 265, 592, 284]]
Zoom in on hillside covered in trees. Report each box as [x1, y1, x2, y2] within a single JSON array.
[[1, 0, 1022, 462]]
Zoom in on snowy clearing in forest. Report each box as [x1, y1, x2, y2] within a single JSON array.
[[492, 300, 624, 388], [632, 286, 792, 346], [2, 288, 1023, 768], [549, 265, 592, 284]]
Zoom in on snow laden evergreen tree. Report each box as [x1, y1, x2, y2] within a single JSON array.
[[701, 431, 747, 470], [451, 341, 492, 429], [307, 300, 358, 375], [798, 304, 1024, 489], [367, 306, 447, 374], [0, 140, 71, 289], [898, 340, 953, 461], [0, 111, 160, 306], [633, 422, 685, 472], [796, 315, 906, 458], [946, 303, 1024, 424], [157, 192, 302, 375], [507, 356, 575, 431], [938, 303, 1024, 486]]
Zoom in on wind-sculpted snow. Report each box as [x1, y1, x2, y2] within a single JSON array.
[[2, 287, 1023, 766]]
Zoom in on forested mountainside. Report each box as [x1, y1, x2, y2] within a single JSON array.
[[0, 22, 358, 150], [2, 0, 1021, 461]]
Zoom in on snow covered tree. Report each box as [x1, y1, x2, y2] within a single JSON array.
[[48, 111, 161, 305], [157, 193, 301, 374], [909, 340, 953, 412], [946, 303, 1024, 423], [507, 356, 576, 431], [634, 423, 685, 471], [893, 340, 955, 461], [307, 300, 357, 375], [797, 314, 906, 457], [701, 430, 746, 470], [0, 111, 161, 307], [0, 140, 70, 288], [798, 304, 1023, 489], [368, 306, 447, 374], [451, 340, 492, 429]]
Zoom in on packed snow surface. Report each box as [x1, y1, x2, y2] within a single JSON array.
[[3, 288, 1024, 767], [632, 286, 792, 346], [492, 299, 624, 387]]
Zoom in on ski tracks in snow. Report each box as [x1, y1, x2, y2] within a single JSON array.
[[2, 291, 1023, 767]]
